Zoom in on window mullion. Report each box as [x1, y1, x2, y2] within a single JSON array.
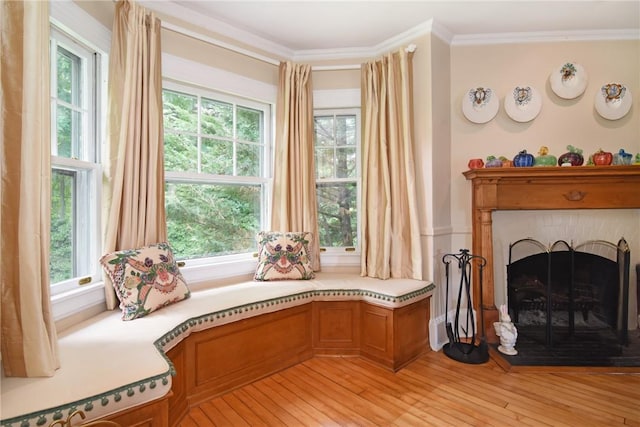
[[197, 95, 202, 174], [232, 103, 238, 176], [50, 39, 59, 156], [333, 112, 338, 179]]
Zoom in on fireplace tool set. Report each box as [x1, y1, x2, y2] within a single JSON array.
[[442, 249, 489, 364]]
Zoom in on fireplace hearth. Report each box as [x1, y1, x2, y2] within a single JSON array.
[[494, 328, 640, 369]]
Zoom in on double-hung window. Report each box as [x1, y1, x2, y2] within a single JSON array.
[[49, 27, 102, 295], [314, 109, 360, 251], [162, 82, 270, 262]]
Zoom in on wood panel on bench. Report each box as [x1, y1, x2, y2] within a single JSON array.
[[186, 304, 313, 407]]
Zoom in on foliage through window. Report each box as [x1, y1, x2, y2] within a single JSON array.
[[49, 27, 102, 292], [314, 110, 360, 249], [162, 83, 269, 260]]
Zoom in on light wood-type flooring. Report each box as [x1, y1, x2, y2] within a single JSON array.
[[178, 350, 640, 426]]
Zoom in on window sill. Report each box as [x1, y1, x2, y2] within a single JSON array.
[[52, 252, 361, 330], [52, 282, 107, 331]]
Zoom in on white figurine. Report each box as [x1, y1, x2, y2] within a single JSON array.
[[493, 304, 518, 355]]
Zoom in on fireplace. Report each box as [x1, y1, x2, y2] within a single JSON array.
[[462, 166, 640, 352], [507, 238, 630, 349]]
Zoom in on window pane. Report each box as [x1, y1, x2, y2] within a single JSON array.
[[50, 170, 75, 283], [56, 50, 74, 104], [163, 90, 197, 133], [336, 147, 356, 178], [336, 115, 356, 146], [56, 105, 73, 157], [201, 98, 232, 137], [237, 107, 261, 143], [201, 137, 232, 175], [316, 182, 357, 248], [315, 147, 334, 179], [237, 142, 260, 176], [314, 116, 334, 146], [164, 133, 197, 172], [165, 182, 261, 258]]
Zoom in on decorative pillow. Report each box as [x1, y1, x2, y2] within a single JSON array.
[[99, 242, 190, 321], [254, 231, 315, 281]]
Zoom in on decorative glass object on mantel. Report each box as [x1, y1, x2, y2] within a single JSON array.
[[513, 150, 534, 167], [613, 149, 633, 165], [534, 146, 557, 167], [558, 145, 584, 167]]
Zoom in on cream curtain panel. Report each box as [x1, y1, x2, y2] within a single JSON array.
[[360, 49, 422, 280], [271, 62, 321, 271], [103, 0, 166, 308], [1, 0, 60, 377]]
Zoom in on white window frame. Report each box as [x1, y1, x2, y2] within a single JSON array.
[[50, 26, 103, 297], [313, 108, 362, 256], [49, 1, 110, 322], [162, 80, 272, 282]]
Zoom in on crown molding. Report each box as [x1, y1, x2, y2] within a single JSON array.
[[141, 1, 639, 63], [452, 28, 640, 46], [430, 20, 455, 45], [371, 19, 435, 57]]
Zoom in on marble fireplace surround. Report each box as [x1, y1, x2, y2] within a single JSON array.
[[463, 166, 640, 342]]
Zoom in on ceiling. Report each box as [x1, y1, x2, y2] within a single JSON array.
[[141, 1, 640, 60]]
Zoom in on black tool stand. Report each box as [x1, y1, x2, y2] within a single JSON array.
[[442, 249, 489, 364]]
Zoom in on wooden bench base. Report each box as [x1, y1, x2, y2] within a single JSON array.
[[105, 298, 430, 427]]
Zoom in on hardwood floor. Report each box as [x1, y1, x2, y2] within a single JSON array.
[[178, 351, 640, 426]]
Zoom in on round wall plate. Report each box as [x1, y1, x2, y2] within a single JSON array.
[[550, 62, 588, 99], [504, 86, 542, 123], [595, 83, 632, 120], [462, 87, 499, 124]]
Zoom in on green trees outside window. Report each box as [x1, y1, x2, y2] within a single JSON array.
[[50, 170, 74, 283], [162, 87, 268, 260], [314, 112, 359, 249]]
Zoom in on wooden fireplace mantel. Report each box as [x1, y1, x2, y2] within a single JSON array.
[[463, 165, 640, 342]]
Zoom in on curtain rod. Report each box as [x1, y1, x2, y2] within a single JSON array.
[[161, 21, 416, 71]]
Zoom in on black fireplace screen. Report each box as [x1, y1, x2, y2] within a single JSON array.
[[507, 238, 630, 347]]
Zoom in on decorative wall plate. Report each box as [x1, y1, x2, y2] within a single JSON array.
[[504, 86, 542, 123], [550, 62, 588, 99], [595, 83, 632, 120], [462, 87, 499, 124]]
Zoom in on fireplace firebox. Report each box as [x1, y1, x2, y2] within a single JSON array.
[[507, 238, 630, 348]]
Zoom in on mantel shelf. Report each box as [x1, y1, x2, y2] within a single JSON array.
[[463, 165, 640, 180]]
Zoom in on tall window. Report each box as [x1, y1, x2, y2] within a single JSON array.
[[314, 110, 360, 250], [162, 82, 270, 260], [49, 27, 102, 293]]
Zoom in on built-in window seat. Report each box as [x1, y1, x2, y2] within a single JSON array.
[[0, 272, 434, 427]]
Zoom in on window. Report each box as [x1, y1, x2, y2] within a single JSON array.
[[49, 27, 102, 294], [314, 110, 360, 250], [162, 82, 270, 261]]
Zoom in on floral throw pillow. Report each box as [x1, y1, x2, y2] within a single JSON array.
[[254, 231, 315, 281], [100, 242, 190, 321]]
